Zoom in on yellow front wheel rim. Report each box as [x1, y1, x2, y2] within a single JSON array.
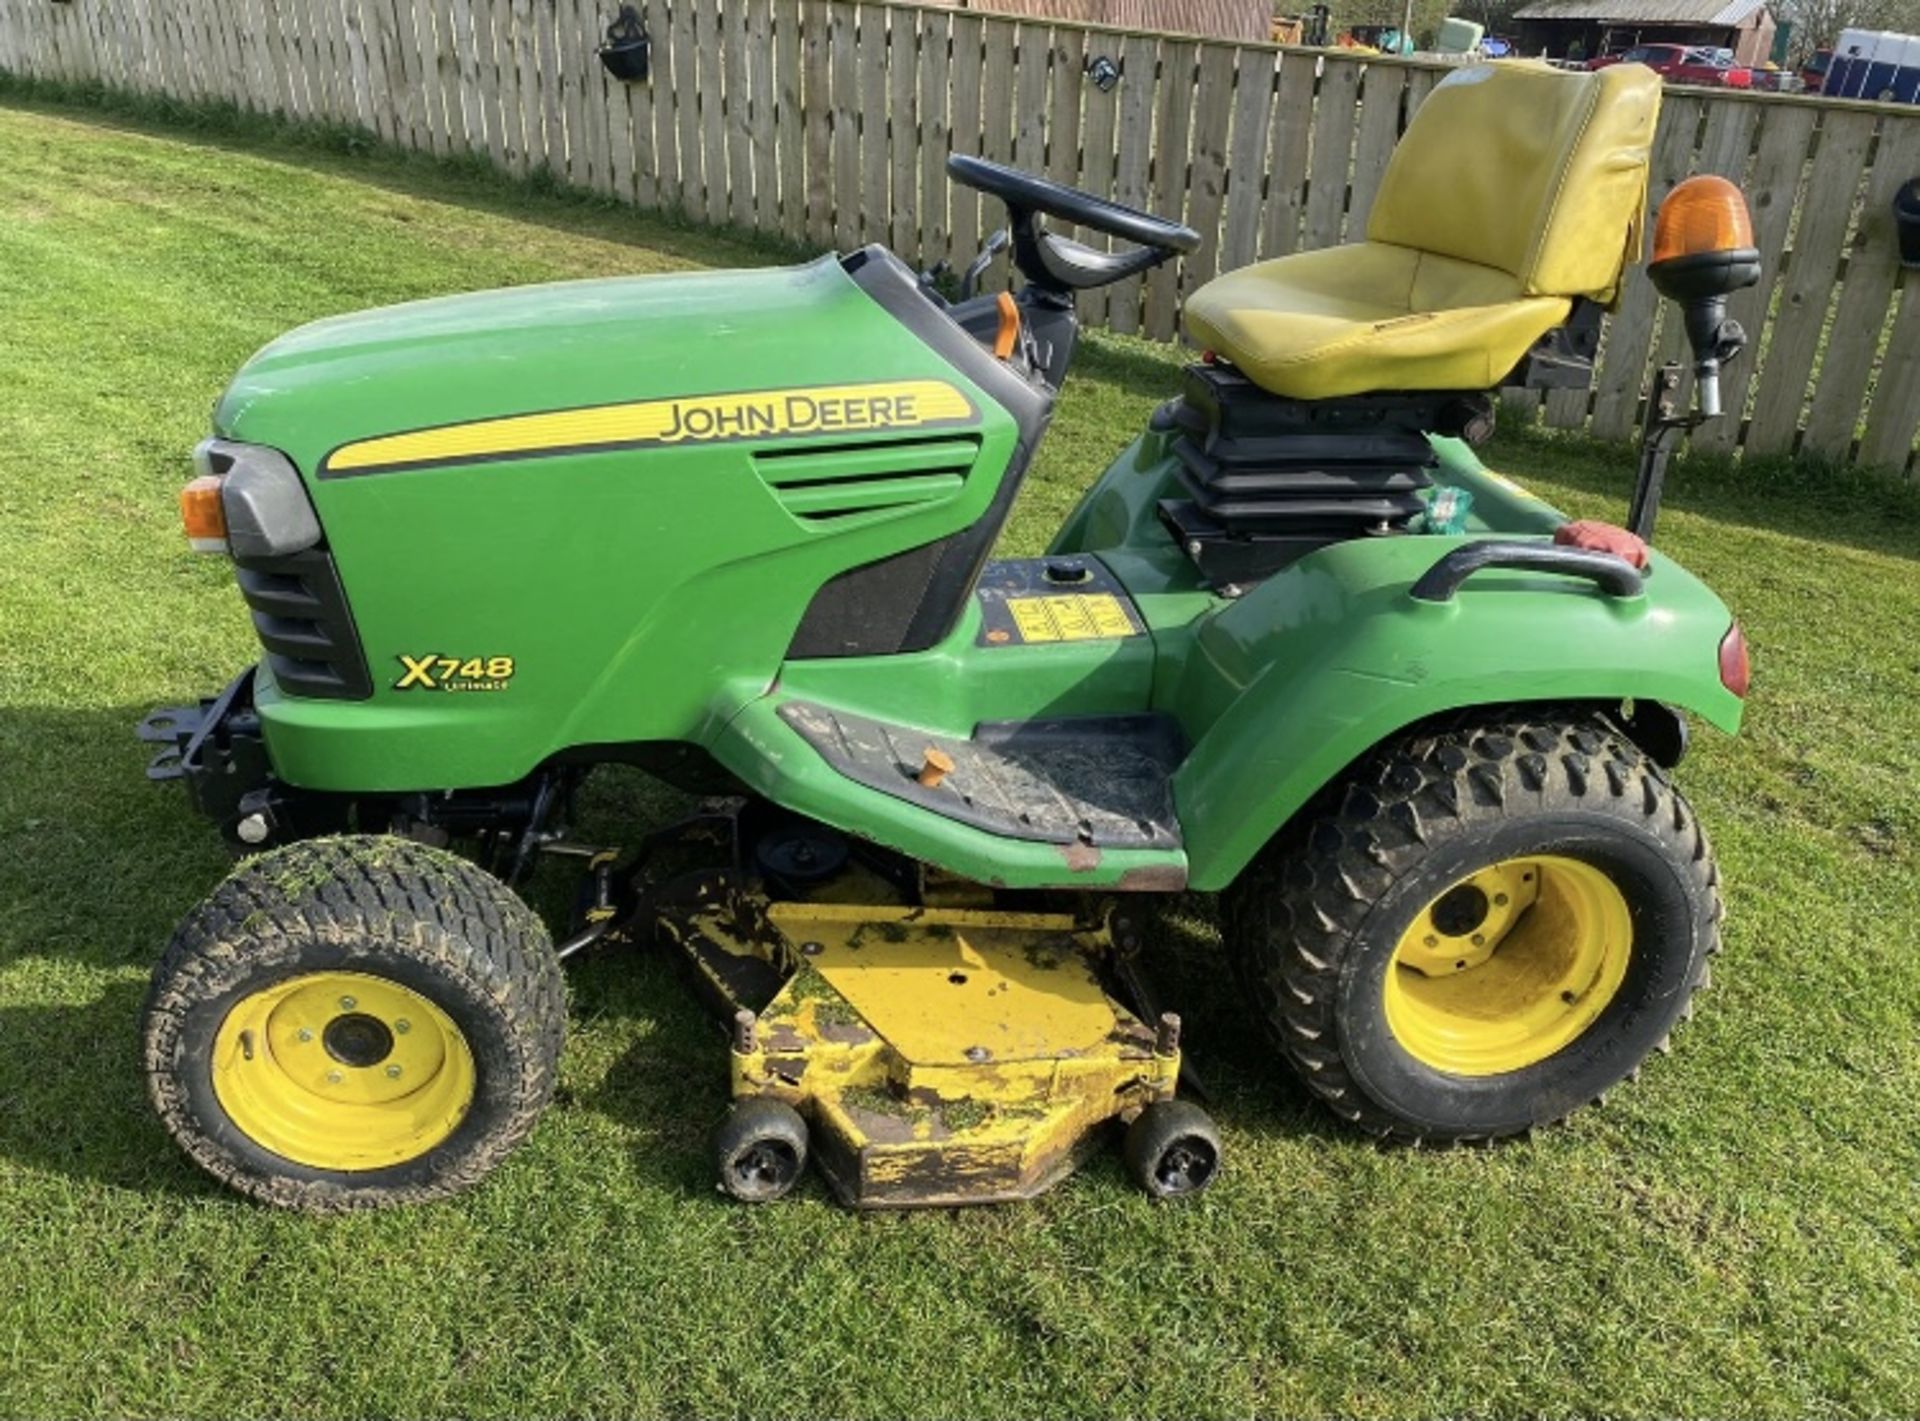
[[212, 971, 476, 1170], [1384, 856, 1632, 1076]]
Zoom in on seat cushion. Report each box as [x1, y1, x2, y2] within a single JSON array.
[[1182, 241, 1571, 400], [1367, 62, 1661, 305]]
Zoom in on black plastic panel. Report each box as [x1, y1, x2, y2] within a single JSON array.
[[233, 548, 373, 700], [1158, 499, 1404, 588], [838, 247, 1057, 655], [786, 534, 964, 659], [1160, 363, 1492, 587]]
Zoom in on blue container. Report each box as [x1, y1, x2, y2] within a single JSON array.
[[1830, 29, 1920, 103], [1827, 28, 1880, 98], [1890, 36, 1920, 103]]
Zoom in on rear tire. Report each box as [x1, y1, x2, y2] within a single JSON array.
[[143, 836, 566, 1211], [1224, 712, 1721, 1143]]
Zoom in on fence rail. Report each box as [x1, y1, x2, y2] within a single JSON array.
[[897, 0, 1272, 44], [2, 0, 1916, 474]]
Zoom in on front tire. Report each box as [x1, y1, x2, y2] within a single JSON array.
[[143, 836, 566, 1211], [1224, 712, 1721, 1143]]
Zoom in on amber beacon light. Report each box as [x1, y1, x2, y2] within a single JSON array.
[[1646, 176, 1762, 418]]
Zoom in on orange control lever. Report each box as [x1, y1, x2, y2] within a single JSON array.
[[993, 292, 1020, 361]]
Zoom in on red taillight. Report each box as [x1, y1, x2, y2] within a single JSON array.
[[1719, 621, 1750, 698]]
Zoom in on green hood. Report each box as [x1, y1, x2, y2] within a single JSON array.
[[213, 256, 948, 479]]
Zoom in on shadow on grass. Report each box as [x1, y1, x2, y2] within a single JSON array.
[[0, 979, 214, 1199], [560, 945, 750, 1201], [0, 707, 238, 968], [1124, 893, 1342, 1139], [1488, 422, 1920, 564], [0, 702, 239, 1197], [1073, 329, 1188, 401]]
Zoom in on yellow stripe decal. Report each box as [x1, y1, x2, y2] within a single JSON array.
[[324, 379, 978, 475]]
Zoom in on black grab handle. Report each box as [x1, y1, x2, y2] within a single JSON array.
[[1409, 541, 1645, 603]]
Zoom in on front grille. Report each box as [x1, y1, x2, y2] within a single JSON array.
[[234, 549, 373, 700]]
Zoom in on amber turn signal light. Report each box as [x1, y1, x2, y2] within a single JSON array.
[[1648, 177, 1761, 421], [1647, 177, 1760, 303], [179, 474, 229, 554], [1651, 175, 1754, 265]]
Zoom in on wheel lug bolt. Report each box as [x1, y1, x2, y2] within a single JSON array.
[[393, 1019, 411, 1034], [1424, 935, 1438, 948], [1494, 893, 1509, 906], [1471, 933, 1486, 946], [386, 1065, 403, 1079], [326, 1071, 344, 1085], [338, 996, 357, 1011], [297, 1028, 314, 1043]]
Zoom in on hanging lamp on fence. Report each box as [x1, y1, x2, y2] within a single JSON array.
[[1896, 178, 1920, 271], [598, 5, 651, 83]]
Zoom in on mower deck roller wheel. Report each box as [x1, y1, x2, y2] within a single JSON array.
[[1226, 711, 1721, 1143], [1124, 1100, 1222, 1199], [142, 836, 566, 1211], [713, 1097, 810, 1202]]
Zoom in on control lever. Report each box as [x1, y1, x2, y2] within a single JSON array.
[[916, 259, 952, 304], [959, 228, 1010, 302]]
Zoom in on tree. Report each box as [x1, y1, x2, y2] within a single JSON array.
[[1457, 0, 1532, 32], [1331, 0, 1451, 44], [1775, 0, 1920, 62]]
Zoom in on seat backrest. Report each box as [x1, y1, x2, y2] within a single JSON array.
[[1365, 62, 1661, 305]]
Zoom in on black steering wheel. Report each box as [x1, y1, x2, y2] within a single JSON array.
[[947, 154, 1201, 296]]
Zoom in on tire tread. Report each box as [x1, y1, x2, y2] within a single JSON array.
[[142, 836, 565, 1212], [1224, 710, 1721, 1145]]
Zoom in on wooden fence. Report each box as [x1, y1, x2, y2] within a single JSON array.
[[2, 0, 1916, 474], [900, 1, 1272, 44]]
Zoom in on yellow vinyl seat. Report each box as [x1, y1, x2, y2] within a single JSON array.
[[1184, 62, 1662, 401]]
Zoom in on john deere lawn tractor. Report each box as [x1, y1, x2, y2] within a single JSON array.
[[139, 61, 1758, 1212]]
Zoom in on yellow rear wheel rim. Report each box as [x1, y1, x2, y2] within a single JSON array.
[[212, 971, 476, 1171], [1383, 856, 1632, 1076]]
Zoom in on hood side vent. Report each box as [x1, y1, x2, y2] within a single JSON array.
[[753, 436, 979, 523]]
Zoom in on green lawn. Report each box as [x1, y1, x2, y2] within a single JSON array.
[[2, 95, 1919, 1418]]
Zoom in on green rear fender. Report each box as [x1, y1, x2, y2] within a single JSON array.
[[1170, 536, 1745, 892]]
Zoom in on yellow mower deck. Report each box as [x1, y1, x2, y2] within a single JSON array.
[[665, 888, 1181, 1207]]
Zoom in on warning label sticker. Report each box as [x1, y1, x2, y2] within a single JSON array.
[[973, 557, 1146, 648], [1003, 594, 1140, 643]]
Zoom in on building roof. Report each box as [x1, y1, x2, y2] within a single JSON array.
[[1510, 0, 1769, 24]]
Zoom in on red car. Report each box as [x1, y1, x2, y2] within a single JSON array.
[[1588, 43, 1754, 87]]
